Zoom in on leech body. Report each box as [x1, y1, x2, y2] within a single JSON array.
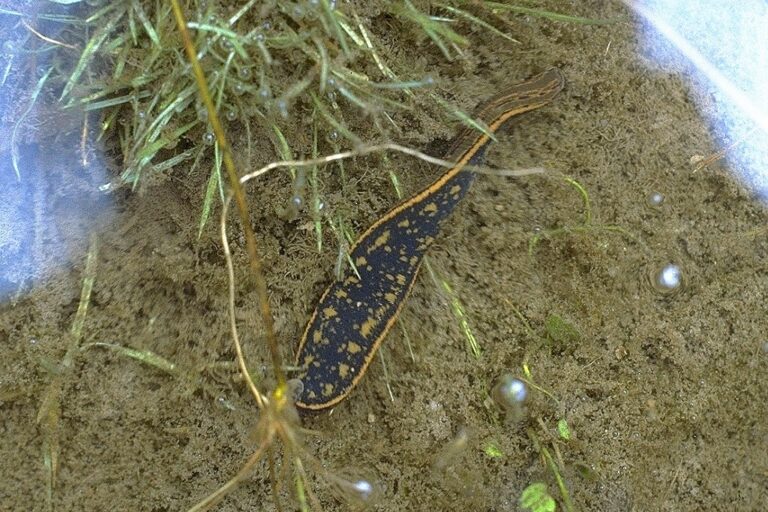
[[294, 69, 565, 411]]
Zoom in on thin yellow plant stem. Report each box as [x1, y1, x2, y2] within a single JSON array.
[[170, 0, 286, 393]]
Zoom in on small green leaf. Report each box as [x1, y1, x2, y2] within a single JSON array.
[[557, 418, 571, 441], [482, 441, 504, 459], [544, 314, 581, 347], [520, 482, 556, 512]]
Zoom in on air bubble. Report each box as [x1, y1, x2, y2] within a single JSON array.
[[137, 110, 147, 120], [328, 130, 339, 141], [276, 98, 289, 118], [291, 195, 304, 209], [238, 67, 251, 80], [492, 374, 527, 407], [327, 469, 383, 507], [232, 83, 245, 95], [646, 191, 664, 207], [649, 263, 683, 295], [202, 132, 215, 145], [491, 373, 527, 422], [225, 109, 238, 121]]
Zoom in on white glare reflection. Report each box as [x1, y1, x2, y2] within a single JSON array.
[[623, 0, 768, 198], [1, 35, 113, 302]]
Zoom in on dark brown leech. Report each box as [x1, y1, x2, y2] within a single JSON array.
[[294, 69, 565, 410]]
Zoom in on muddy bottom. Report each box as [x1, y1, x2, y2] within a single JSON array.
[[1, 2, 766, 511]]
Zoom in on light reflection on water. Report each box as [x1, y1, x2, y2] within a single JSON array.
[[0, 11, 113, 303], [625, 0, 768, 199]]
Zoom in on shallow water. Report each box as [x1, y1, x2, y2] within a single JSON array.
[[1, 2, 766, 511]]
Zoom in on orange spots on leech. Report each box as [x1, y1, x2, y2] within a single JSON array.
[[367, 229, 391, 254], [397, 219, 410, 228], [355, 256, 367, 267], [347, 341, 362, 354], [360, 317, 376, 338], [450, 185, 462, 195], [339, 363, 350, 379], [323, 307, 338, 318], [323, 383, 334, 397], [422, 202, 438, 216], [313, 330, 322, 343], [335, 289, 348, 299], [384, 292, 397, 304]]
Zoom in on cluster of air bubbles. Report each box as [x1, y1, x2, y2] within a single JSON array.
[[646, 191, 665, 208], [649, 263, 683, 295], [491, 373, 527, 422]]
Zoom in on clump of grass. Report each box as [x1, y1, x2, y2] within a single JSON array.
[[6, 1, 608, 243]]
